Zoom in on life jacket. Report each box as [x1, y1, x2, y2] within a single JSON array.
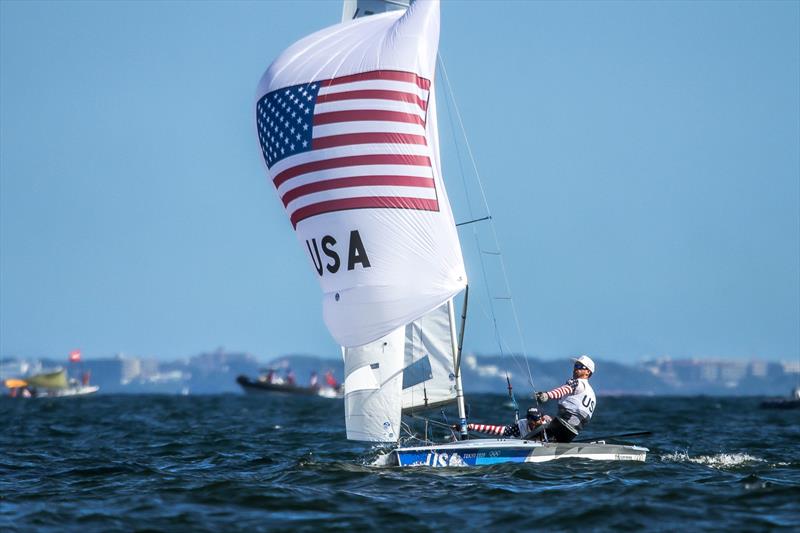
[[556, 378, 596, 429]]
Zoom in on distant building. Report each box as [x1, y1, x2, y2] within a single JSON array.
[[0, 357, 31, 379], [84, 357, 124, 386], [781, 360, 800, 374], [750, 360, 768, 377], [699, 362, 719, 383]]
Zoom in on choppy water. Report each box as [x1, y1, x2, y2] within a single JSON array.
[[1, 394, 798, 531]]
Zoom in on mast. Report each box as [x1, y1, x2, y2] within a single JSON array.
[[448, 289, 469, 440]]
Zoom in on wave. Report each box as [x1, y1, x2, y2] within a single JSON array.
[[660, 450, 765, 468]]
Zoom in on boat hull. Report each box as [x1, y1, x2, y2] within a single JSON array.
[[33, 385, 99, 398], [236, 375, 342, 398], [391, 438, 648, 467]]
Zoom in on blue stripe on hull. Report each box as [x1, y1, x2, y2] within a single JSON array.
[[396, 447, 532, 467]]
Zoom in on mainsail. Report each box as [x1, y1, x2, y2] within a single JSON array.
[[401, 302, 457, 412], [255, 0, 466, 442]]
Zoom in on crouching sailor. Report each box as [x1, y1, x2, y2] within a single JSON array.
[[535, 355, 597, 442], [454, 407, 548, 439]]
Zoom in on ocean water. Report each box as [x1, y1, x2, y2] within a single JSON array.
[[1, 394, 798, 531]]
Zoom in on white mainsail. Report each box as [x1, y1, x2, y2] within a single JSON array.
[[256, 0, 466, 442], [401, 302, 456, 411]]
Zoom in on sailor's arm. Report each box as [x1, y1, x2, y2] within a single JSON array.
[[464, 423, 521, 438], [536, 379, 580, 402]]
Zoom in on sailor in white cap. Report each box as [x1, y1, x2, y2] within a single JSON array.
[[534, 355, 597, 442]]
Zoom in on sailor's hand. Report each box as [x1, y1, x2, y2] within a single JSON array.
[[535, 391, 549, 403], [451, 423, 462, 431]]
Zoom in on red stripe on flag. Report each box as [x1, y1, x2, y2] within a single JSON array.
[[321, 70, 431, 90], [281, 175, 435, 206], [273, 154, 431, 188], [316, 89, 427, 110], [290, 196, 439, 227], [312, 132, 427, 150], [313, 110, 424, 127]]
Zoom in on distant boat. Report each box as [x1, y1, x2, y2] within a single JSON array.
[[759, 387, 800, 410], [236, 374, 342, 398], [5, 368, 99, 398]]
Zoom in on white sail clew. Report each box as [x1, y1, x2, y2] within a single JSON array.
[[256, 0, 465, 442]]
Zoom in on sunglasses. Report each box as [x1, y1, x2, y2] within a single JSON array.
[[574, 363, 589, 370]]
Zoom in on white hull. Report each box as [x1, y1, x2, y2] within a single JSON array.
[[389, 438, 648, 467], [34, 385, 99, 398]]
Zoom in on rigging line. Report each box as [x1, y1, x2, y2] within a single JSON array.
[[438, 54, 510, 381], [438, 54, 504, 360], [438, 53, 536, 393], [408, 413, 455, 430], [472, 300, 530, 387], [440, 84, 531, 397], [437, 55, 491, 218], [438, 56, 476, 222]]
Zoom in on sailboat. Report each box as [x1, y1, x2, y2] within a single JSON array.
[[254, 0, 647, 466]]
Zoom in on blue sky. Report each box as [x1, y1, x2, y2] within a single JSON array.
[[1, 1, 798, 363]]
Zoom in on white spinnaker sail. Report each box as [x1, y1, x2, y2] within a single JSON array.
[[255, 0, 466, 348]]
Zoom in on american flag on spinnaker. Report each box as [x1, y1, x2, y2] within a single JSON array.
[[256, 70, 438, 228]]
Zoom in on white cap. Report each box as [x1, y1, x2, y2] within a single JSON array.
[[572, 355, 595, 374]]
